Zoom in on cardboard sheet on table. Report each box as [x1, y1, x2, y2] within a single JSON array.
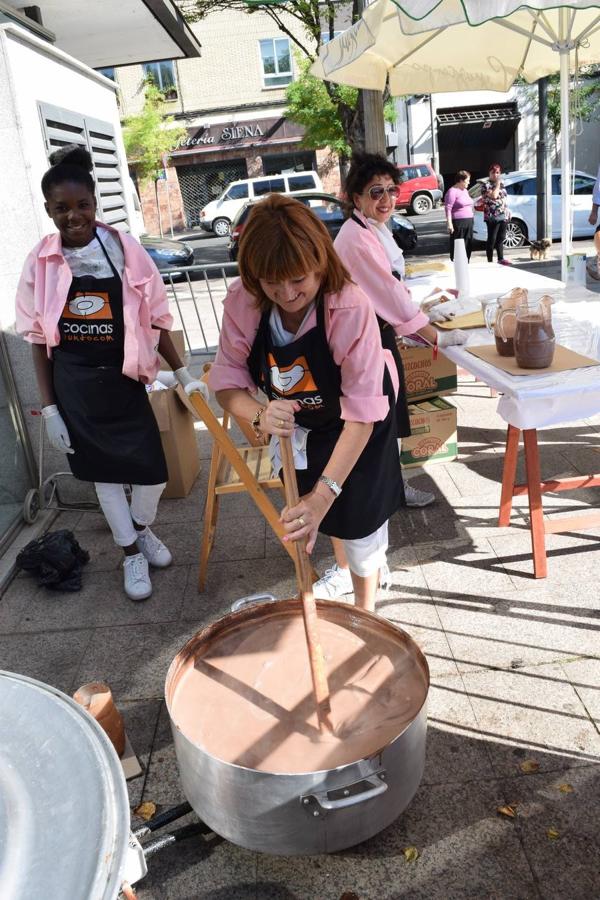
[[436, 310, 485, 330], [466, 343, 600, 375]]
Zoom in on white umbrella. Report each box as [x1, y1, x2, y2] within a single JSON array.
[[313, 1, 600, 280]]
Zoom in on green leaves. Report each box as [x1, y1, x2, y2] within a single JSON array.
[[122, 82, 187, 184]]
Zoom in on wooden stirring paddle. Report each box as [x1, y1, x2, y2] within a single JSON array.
[[280, 436, 333, 732]]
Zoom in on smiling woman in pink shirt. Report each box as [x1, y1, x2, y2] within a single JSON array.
[[209, 193, 404, 612], [15, 145, 205, 602]]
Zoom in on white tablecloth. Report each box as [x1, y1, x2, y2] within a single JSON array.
[[410, 263, 600, 430]]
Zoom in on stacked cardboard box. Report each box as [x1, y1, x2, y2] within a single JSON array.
[[397, 340, 458, 468]]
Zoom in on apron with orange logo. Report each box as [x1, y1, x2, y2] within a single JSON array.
[[52, 233, 167, 485], [248, 298, 403, 540]]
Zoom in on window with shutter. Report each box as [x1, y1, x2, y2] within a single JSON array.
[[38, 102, 130, 232]]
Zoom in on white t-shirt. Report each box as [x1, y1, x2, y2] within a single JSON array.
[[62, 225, 125, 278], [367, 218, 405, 278]]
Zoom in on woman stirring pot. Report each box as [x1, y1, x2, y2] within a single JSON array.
[[209, 193, 404, 612], [15, 146, 205, 602]]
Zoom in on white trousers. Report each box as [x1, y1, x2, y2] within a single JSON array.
[[343, 521, 388, 577], [94, 482, 166, 547]]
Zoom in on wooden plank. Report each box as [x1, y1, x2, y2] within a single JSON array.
[[523, 429, 547, 579], [499, 425, 520, 527], [513, 474, 600, 495]]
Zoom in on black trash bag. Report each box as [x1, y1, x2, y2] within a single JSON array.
[[16, 529, 90, 591]]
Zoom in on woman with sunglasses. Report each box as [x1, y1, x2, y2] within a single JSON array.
[[310, 153, 468, 602], [209, 193, 404, 613]]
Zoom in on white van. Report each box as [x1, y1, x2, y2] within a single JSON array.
[[199, 171, 322, 236]]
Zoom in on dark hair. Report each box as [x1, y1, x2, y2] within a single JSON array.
[[41, 144, 95, 198], [455, 169, 470, 183], [488, 162, 502, 173], [238, 193, 350, 312], [344, 152, 400, 207]]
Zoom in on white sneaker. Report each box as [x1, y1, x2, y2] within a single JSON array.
[[403, 480, 435, 507], [136, 527, 172, 568], [123, 553, 152, 602], [312, 564, 354, 599]]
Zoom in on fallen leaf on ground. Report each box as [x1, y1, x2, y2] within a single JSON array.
[[339, 894, 360, 900], [547, 827, 560, 840], [497, 805, 517, 818], [558, 783, 574, 793], [520, 759, 540, 774], [133, 801, 156, 821], [403, 846, 419, 862]]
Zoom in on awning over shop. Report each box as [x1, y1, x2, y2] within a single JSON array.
[[171, 116, 305, 158], [436, 104, 521, 153], [1, 0, 201, 66]]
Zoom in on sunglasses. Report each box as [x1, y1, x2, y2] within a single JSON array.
[[365, 185, 400, 201]]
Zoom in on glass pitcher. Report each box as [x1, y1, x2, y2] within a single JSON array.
[[484, 288, 525, 357], [497, 294, 555, 368]]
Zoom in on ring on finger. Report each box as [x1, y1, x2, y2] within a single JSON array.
[[277, 418, 284, 427], [297, 516, 305, 527]]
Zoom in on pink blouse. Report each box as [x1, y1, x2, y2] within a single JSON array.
[[333, 212, 428, 336], [209, 278, 399, 423]]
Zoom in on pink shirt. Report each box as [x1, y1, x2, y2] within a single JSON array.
[[333, 212, 428, 336], [444, 186, 474, 220], [209, 278, 398, 423], [15, 222, 173, 384]]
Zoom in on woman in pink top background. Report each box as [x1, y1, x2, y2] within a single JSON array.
[[444, 170, 474, 261], [209, 194, 404, 612], [15, 146, 204, 602]]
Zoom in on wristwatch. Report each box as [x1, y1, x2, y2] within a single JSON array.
[[251, 407, 264, 439], [318, 475, 342, 498]]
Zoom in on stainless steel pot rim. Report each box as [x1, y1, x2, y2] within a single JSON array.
[[166, 598, 430, 778]]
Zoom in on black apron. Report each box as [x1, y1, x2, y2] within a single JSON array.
[[52, 232, 167, 485], [350, 213, 412, 439], [247, 299, 403, 540]]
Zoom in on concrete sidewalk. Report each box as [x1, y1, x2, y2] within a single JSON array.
[[1, 343, 600, 897]]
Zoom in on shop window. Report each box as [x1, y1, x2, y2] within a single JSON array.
[[143, 61, 178, 100], [97, 67, 116, 81], [259, 38, 292, 88]]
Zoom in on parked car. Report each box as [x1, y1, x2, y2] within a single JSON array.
[[396, 163, 443, 216], [228, 192, 417, 262], [469, 168, 598, 248], [200, 171, 323, 237], [140, 235, 194, 279]]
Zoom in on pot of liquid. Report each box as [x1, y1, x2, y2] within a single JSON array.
[[165, 595, 429, 856], [497, 293, 555, 368]]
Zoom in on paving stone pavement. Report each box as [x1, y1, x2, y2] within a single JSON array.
[[1, 371, 600, 900]]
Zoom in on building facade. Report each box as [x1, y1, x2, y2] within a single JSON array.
[[111, 9, 341, 234]]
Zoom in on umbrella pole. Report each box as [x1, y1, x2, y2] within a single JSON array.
[[559, 13, 571, 285]]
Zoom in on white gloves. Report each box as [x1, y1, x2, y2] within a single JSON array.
[[437, 329, 468, 348], [427, 305, 455, 324], [42, 405, 74, 454], [174, 366, 209, 400]]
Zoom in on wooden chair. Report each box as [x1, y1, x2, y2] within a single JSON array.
[[189, 371, 291, 591]]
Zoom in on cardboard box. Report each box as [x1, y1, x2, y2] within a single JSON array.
[[149, 383, 200, 498], [401, 396, 457, 469], [397, 341, 457, 402]]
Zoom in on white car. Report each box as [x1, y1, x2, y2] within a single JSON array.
[[470, 169, 597, 248]]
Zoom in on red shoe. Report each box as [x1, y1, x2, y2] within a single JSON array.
[[499, 259, 512, 266]]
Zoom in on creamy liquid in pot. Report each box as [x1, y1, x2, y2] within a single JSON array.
[[170, 613, 428, 773]]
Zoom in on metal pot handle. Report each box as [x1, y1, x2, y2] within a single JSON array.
[[303, 772, 388, 811], [231, 592, 277, 613]]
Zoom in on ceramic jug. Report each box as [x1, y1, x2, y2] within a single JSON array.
[[497, 294, 555, 368]]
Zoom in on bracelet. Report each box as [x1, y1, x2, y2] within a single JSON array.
[[251, 407, 264, 439], [318, 474, 342, 498]]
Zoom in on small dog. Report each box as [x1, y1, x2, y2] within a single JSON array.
[[528, 238, 551, 260]]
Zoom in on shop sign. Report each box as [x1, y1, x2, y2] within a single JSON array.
[[174, 120, 277, 152]]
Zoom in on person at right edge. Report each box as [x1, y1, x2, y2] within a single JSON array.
[[315, 151, 467, 602], [586, 160, 600, 280], [481, 163, 512, 266]]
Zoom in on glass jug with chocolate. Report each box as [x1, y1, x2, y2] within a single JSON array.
[[497, 293, 555, 368], [485, 288, 526, 356]]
